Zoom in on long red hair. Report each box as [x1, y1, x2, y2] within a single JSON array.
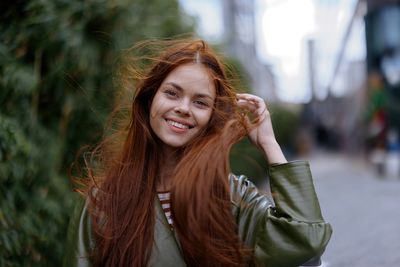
[[77, 39, 252, 266]]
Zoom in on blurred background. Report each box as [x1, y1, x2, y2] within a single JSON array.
[[1, 0, 400, 266]]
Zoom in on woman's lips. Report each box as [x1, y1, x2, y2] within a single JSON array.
[[166, 119, 189, 129], [165, 119, 193, 133]]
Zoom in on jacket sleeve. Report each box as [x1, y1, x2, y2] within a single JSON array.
[[230, 161, 332, 267], [63, 197, 94, 267]]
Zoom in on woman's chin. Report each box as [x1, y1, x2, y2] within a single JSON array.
[[160, 139, 189, 150]]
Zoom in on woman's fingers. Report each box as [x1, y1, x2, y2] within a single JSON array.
[[236, 99, 258, 113], [236, 93, 267, 117]]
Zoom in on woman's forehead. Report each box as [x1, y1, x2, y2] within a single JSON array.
[[163, 64, 216, 98]]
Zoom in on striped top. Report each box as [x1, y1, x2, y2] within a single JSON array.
[[157, 191, 173, 228]]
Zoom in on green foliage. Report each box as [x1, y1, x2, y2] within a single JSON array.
[[269, 104, 300, 149], [230, 137, 267, 186], [0, 115, 74, 266], [0, 0, 193, 266]]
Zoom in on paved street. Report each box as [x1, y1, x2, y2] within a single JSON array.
[[306, 152, 400, 267]]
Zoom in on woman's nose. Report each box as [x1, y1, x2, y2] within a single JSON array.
[[174, 101, 190, 115]]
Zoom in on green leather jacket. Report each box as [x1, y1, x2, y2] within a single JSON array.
[[63, 161, 332, 267]]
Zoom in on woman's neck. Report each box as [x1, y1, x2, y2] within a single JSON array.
[[156, 145, 179, 192]]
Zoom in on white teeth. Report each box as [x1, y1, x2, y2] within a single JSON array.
[[167, 120, 189, 129]]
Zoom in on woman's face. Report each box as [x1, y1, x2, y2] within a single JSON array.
[[150, 63, 216, 149]]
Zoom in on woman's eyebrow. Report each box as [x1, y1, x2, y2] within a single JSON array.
[[165, 82, 184, 92], [165, 82, 214, 100]]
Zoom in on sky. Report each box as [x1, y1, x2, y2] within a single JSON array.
[[179, 0, 366, 103]]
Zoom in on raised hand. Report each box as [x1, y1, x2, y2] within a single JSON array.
[[236, 93, 287, 164]]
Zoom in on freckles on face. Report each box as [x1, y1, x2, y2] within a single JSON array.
[[149, 63, 216, 149]]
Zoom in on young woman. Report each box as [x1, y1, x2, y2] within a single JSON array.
[[63, 39, 332, 267]]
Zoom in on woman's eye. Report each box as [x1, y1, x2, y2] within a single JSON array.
[[194, 100, 209, 108], [164, 89, 178, 98]]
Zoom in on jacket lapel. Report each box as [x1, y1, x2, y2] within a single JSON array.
[[148, 197, 186, 267]]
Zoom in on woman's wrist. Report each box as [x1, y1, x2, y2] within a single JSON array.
[[259, 138, 287, 165]]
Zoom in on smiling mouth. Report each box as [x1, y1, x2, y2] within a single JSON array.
[[165, 119, 194, 129]]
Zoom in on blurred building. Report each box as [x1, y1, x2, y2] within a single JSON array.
[[306, 0, 400, 162], [221, 0, 369, 153], [221, 0, 277, 101], [303, 0, 368, 153]]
